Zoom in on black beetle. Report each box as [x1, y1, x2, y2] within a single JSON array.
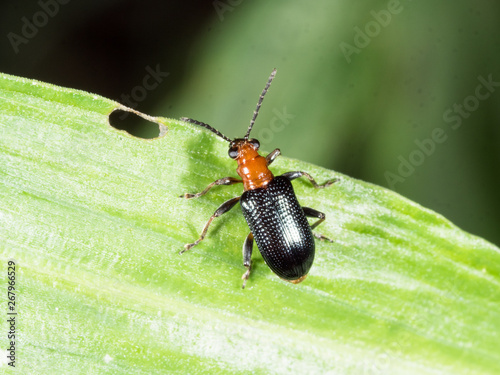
[[180, 69, 337, 288]]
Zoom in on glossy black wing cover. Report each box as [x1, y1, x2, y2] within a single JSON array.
[[240, 176, 315, 280]]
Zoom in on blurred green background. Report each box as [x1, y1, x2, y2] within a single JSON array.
[[1, 0, 499, 246]]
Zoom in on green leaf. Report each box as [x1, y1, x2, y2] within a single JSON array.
[[1, 72, 499, 374]]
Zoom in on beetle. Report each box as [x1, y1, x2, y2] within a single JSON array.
[[179, 69, 337, 288]]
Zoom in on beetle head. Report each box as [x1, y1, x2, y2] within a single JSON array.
[[228, 138, 260, 160]]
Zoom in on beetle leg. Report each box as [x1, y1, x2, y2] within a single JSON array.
[[265, 148, 281, 166], [281, 171, 338, 189], [180, 196, 241, 254], [241, 232, 254, 289], [179, 177, 242, 199], [302, 206, 333, 242]]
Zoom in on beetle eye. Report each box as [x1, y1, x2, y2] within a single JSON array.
[[249, 139, 260, 149], [228, 147, 239, 159]]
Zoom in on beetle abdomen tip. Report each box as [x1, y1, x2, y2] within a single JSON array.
[[286, 274, 308, 284]]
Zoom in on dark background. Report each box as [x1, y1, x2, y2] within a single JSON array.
[[1, 0, 499, 246]]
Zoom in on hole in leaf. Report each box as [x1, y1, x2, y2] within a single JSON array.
[[109, 109, 164, 139]]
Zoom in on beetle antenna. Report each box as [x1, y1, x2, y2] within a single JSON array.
[[181, 117, 232, 143], [244, 68, 277, 140]]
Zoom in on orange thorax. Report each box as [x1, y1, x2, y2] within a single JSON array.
[[236, 143, 274, 191]]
